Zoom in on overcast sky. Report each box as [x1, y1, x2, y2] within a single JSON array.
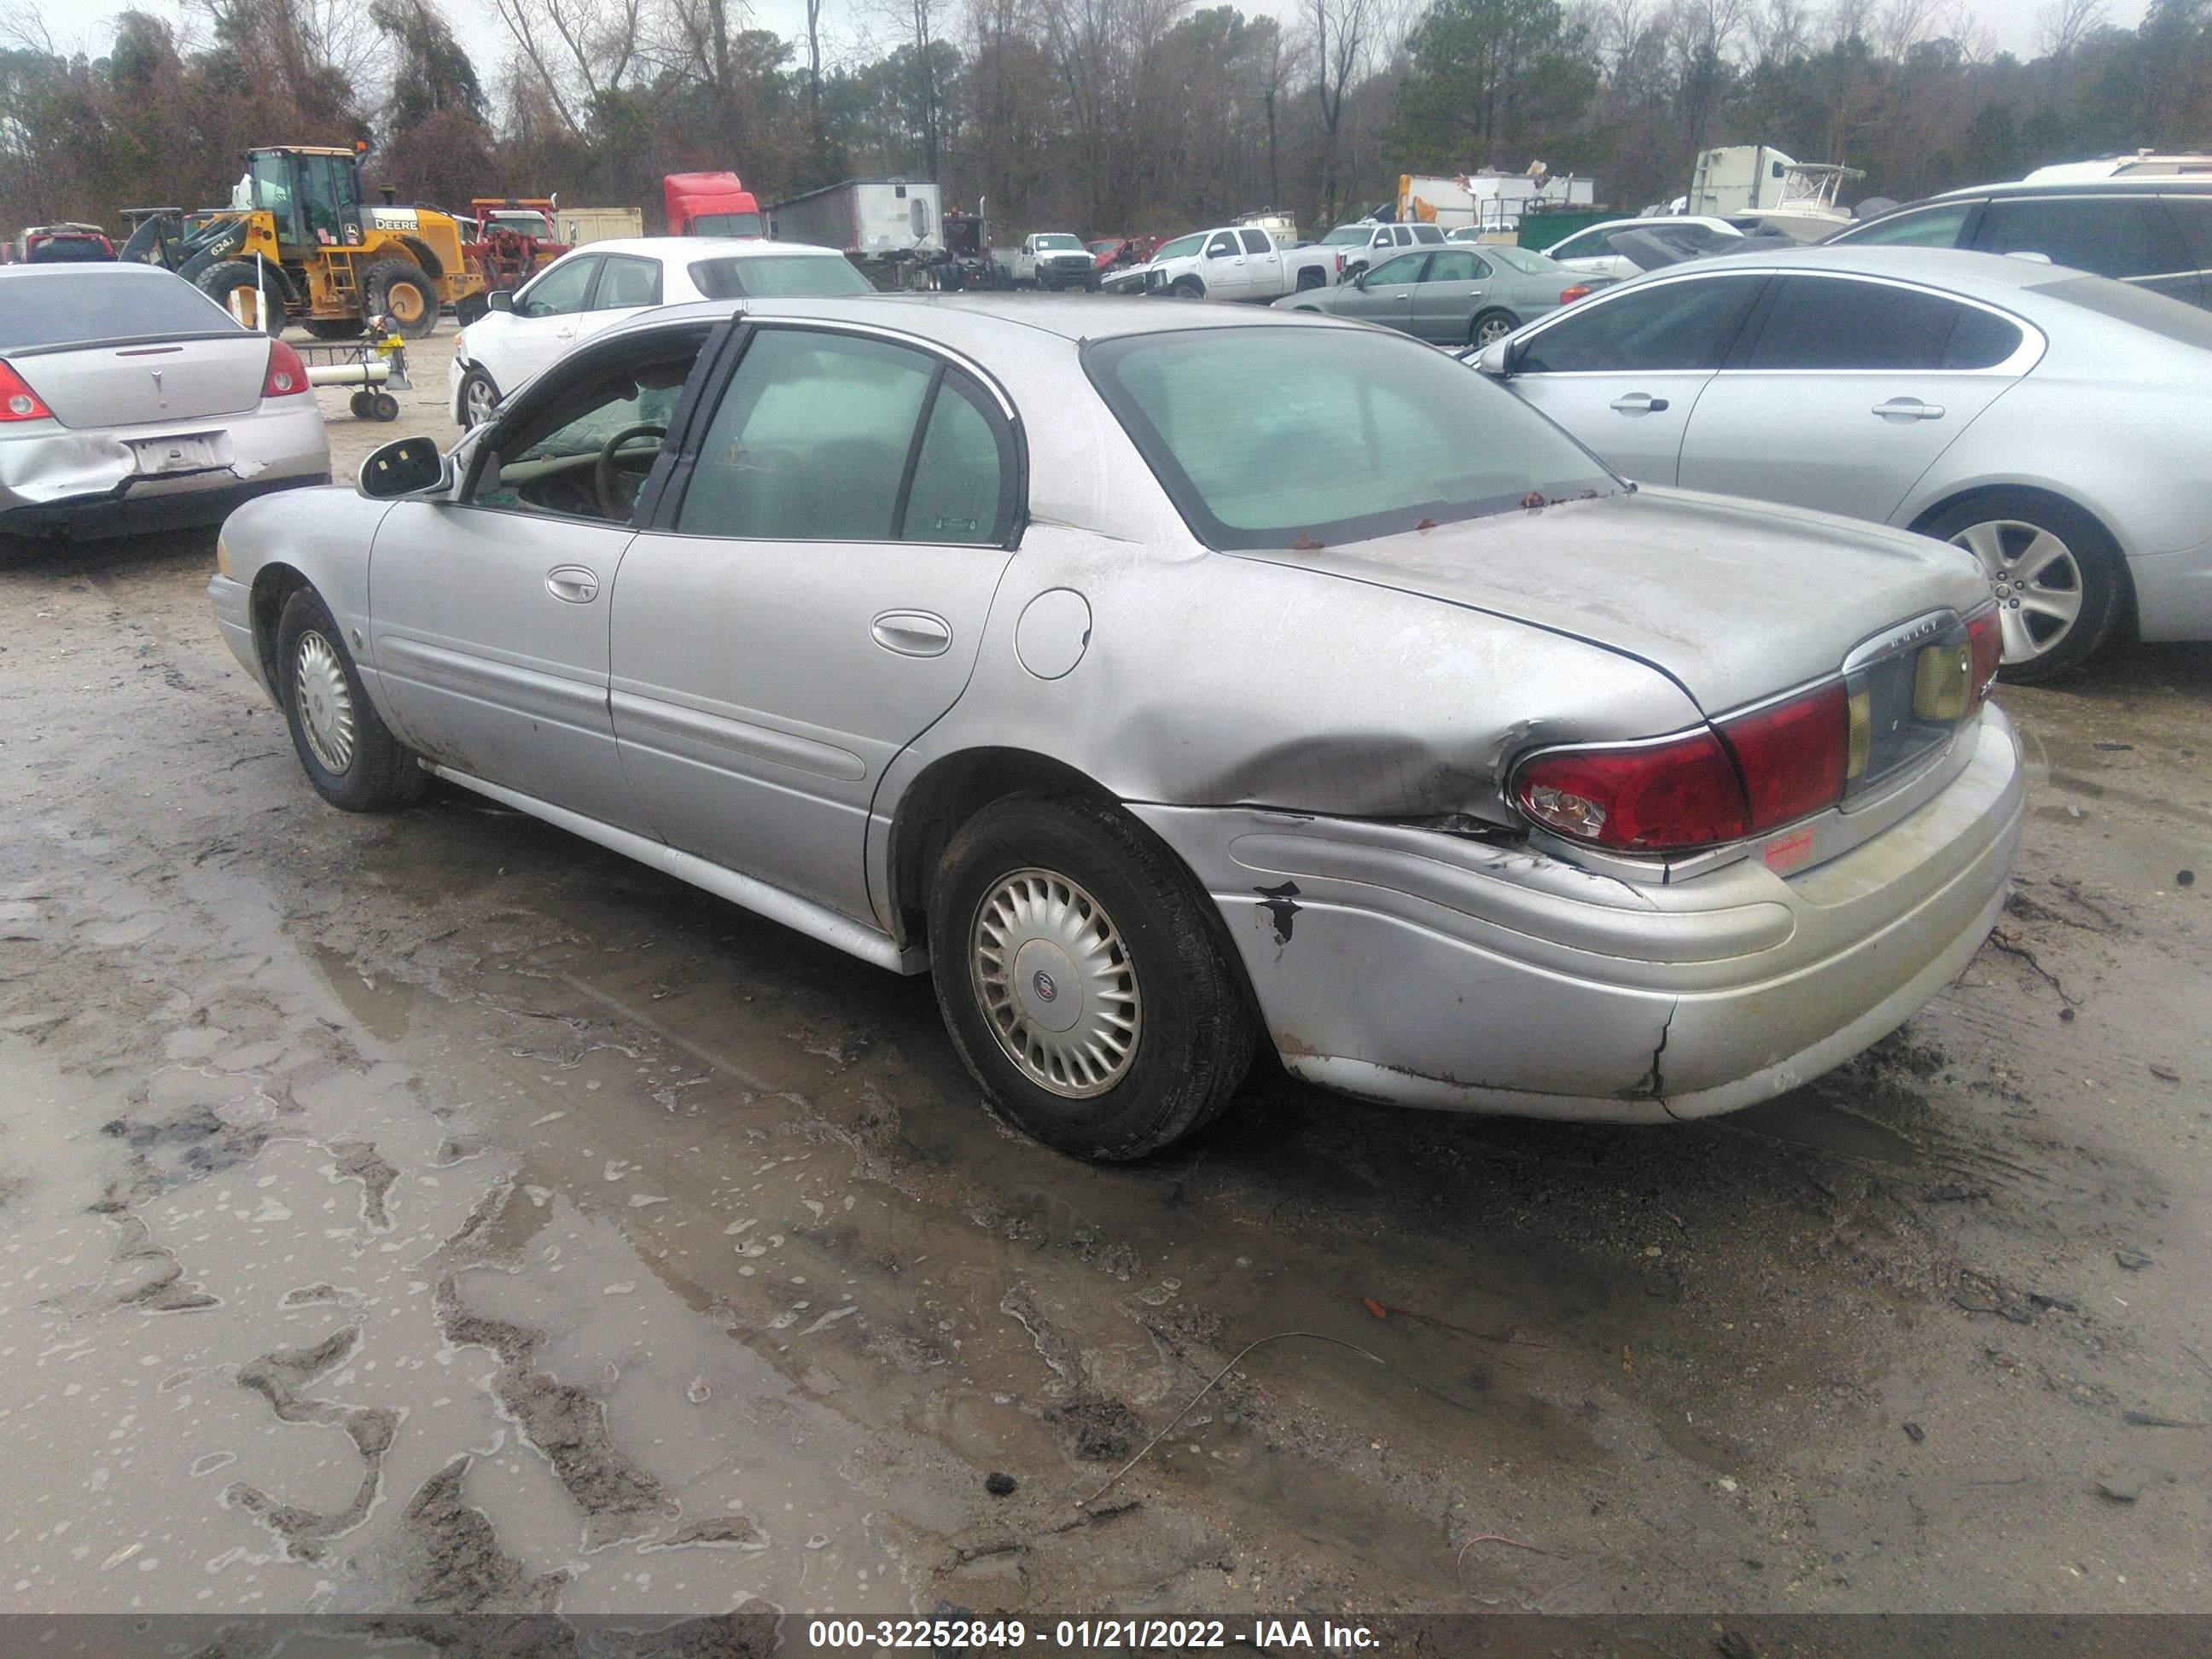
[[20, 0, 2157, 109]]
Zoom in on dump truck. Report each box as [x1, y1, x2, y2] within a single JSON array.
[[663, 173, 763, 236], [118, 144, 480, 338], [553, 207, 644, 246]]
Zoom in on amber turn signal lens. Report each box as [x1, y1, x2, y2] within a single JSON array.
[[1847, 686, 1871, 780], [1913, 643, 1973, 722]]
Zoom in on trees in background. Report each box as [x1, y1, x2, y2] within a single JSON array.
[[3, 0, 2210, 244]]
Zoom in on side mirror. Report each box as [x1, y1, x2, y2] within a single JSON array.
[[358, 437, 448, 499], [1207, 244, 1229, 259], [487, 289, 514, 313], [1476, 339, 1513, 378]]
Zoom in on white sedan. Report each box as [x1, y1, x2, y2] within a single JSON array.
[[1539, 215, 1744, 282], [448, 236, 872, 427]]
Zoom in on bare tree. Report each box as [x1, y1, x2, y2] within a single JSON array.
[[2035, 0, 2107, 57], [1307, 0, 1382, 226], [489, 0, 647, 129]]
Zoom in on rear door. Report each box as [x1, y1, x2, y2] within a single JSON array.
[[1407, 248, 1493, 343], [576, 253, 663, 346], [1504, 271, 1768, 485], [608, 323, 1022, 922], [1678, 272, 2032, 520], [1238, 229, 1284, 295], [2157, 194, 2212, 307]]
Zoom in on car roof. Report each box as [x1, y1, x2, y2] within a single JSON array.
[[555, 236, 846, 263], [0, 260, 172, 284], [1883, 175, 2212, 207], [1647, 242, 2104, 300]]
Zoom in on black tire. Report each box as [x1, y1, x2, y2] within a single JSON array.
[[194, 260, 284, 334], [1085, 276, 1101, 293], [1170, 277, 1204, 300], [362, 259, 439, 339], [305, 318, 365, 341], [1470, 308, 1520, 347], [371, 391, 399, 422], [457, 365, 500, 429], [927, 792, 1255, 1161], [1915, 489, 2127, 684], [455, 293, 490, 328], [275, 587, 430, 812], [349, 390, 375, 419]]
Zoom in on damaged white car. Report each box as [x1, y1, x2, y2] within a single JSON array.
[[1, 263, 329, 542], [207, 299, 2023, 1160]]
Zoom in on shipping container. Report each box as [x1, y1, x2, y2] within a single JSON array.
[[554, 207, 644, 246]]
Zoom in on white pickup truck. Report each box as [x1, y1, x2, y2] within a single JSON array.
[[1013, 233, 1101, 291], [1138, 225, 1338, 301]]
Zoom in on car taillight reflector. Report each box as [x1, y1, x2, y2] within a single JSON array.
[[1716, 681, 1849, 833], [1514, 730, 1750, 853], [1964, 604, 2000, 713], [263, 339, 310, 399], [1559, 284, 1592, 304], [0, 359, 51, 421]]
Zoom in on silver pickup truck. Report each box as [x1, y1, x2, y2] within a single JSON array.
[[1134, 225, 1338, 301]]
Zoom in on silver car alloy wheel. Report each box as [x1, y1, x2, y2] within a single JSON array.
[[463, 375, 498, 427], [293, 630, 357, 775], [1475, 315, 1514, 346], [970, 868, 1142, 1099], [1949, 518, 2085, 664]]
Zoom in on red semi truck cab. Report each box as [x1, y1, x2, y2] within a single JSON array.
[[663, 172, 764, 237]]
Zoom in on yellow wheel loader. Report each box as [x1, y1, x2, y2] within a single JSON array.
[[120, 145, 483, 339]]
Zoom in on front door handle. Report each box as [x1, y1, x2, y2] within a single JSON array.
[[1610, 393, 1670, 414], [1872, 397, 1944, 421], [545, 565, 599, 603], [871, 610, 952, 657]]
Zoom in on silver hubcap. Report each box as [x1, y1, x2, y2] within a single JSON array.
[[970, 869, 1141, 1098], [465, 378, 496, 425], [1476, 317, 1511, 344], [293, 630, 357, 775], [1952, 519, 2084, 664]]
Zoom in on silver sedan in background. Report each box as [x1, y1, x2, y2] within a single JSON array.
[[1472, 245, 2212, 680], [208, 299, 2020, 1160], [1274, 242, 1587, 346], [1, 263, 329, 543]]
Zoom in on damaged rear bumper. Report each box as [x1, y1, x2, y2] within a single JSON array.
[[1, 407, 329, 541], [1132, 706, 2023, 1125]]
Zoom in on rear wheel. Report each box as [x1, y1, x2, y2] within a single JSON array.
[[362, 259, 439, 339], [1919, 490, 2126, 683], [1470, 308, 1519, 347], [275, 587, 429, 812], [927, 793, 1255, 1161], [194, 261, 284, 334]]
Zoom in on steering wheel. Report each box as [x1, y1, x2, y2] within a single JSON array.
[[593, 423, 667, 520]]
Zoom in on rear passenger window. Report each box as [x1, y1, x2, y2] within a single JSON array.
[[678, 329, 1009, 544], [1840, 203, 1973, 247], [1748, 276, 2009, 370], [1970, 196, 2188, 281], [1517, 275, 1766, 373], [1239, 229, 1272, 254], [593, 254, 662, 309], [2166, 196, 2212, 271], [1412, 224, 1446, 245]]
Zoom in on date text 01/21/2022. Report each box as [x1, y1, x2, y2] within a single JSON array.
[[803, 1618, 1382, 1649]]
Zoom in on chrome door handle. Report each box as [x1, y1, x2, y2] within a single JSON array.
[[1872, 398, 1944, 421], [545, 565, 599, 603], [871, 609, 952, 657], [1610, 393, 1670, 414]]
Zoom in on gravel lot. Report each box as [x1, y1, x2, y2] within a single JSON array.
[[1, 333, 2206, 1622]]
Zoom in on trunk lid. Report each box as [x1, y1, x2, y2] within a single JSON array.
[[1236, 486, 1987, 714], [7, 335, 269, 429]]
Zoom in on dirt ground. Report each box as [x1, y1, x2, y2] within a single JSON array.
[[0, 336, 2207, 1626]]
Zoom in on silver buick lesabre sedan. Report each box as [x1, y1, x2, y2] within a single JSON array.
[[207, 298, 2023, 1160]]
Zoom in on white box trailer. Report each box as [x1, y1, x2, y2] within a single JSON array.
[[769, 178, 944, 267], [1686, 146, 1796, 217], [1395, 171, 1596, 236], [555, 207, 644, 245]]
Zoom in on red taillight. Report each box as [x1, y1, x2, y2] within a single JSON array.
[[1716, 681, 1848, 833], [1514, 730, 1750, 853], [262, 339, 310, 399], [0, 359, 52, 422], [1964, 604, 2000, 712], [1559, 284, 1592, 305]]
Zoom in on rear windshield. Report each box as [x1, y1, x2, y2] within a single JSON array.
[[691, 211, 763, 238], [689, 254, 872, 300], [28, 237, 113, 264], [1086, 325, 1618, 551], [2032, 273, 2212, 349], [0, 268, 241, 350]]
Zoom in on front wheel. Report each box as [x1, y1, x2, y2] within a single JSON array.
[[1919, 491, 2126, 683], [457, 365, 499, 429], [1170, 278, 1204, 300], [275, 587, 430, 812], [1470, 309, 1520, 347], [928, 793, 1255, 1161]]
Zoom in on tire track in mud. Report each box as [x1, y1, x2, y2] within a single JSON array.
[[224, 1324, 400, 1560]]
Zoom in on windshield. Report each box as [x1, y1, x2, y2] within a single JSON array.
[[1152, 234, 1202, 261], [0, 268, 241, 349], [27, 236, 113, 264], [1322, 227, 1371, 246], [1034, 234, 1084, 251], [1086, 326, 1616, 551], [692, 211, 764, 238], [689, 253, 873, 300], [488, 213, 552, 236]]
